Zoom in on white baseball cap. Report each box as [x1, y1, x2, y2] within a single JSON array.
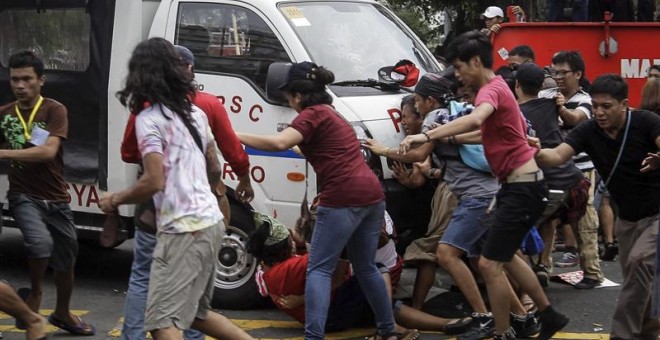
[[481, 6, 504, 19]]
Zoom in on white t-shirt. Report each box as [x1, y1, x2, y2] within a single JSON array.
[[375, 211, 397, 269], [136, 103, 223, 234]]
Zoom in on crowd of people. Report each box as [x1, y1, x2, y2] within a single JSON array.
[[0, 8, 658, 340]]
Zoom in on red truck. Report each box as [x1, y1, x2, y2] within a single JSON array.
[[491, 12, 660, 107]]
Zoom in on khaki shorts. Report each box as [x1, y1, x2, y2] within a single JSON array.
[[144, 222, 224, 332]]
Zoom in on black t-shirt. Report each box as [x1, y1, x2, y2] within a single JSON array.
[[565, 109, 660, 221], [520, 98, 582, 190]]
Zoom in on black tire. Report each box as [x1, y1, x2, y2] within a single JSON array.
[[211, 196, 267, 309]]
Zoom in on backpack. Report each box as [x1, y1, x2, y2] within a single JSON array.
[[444, 103, 492, 174]]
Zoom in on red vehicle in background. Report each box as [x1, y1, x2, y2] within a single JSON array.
[[491, 10, 660, 107]]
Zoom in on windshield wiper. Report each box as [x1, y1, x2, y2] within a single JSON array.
[[330, 79, 412, 92]]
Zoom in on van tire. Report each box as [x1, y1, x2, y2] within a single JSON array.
[[211, 195, 266, 309]]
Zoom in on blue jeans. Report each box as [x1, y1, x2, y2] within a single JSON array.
[[304, 201, 394, 339], [121, 229, 204, 340], [547, 0, 589, 21]]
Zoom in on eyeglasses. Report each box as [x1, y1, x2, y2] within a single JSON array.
[[550, 70, 574, 78]]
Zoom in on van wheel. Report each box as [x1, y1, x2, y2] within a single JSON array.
[[211, 197, 266, 309]]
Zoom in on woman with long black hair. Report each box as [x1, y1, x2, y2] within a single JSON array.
[[238, 62, 400, 340]]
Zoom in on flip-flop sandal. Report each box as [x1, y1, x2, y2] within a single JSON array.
[[15, 287, 30, 330], [48, 314, 96, 336]]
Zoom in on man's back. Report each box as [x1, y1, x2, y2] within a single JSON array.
[[135, 104, 222, 233]]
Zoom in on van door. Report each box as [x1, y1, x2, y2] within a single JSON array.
[[159, 0, 304, 309]]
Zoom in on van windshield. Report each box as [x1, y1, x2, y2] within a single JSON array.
[[279, 2, 440, 83]]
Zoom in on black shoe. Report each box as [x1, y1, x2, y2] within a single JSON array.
[[493, 327, 517, 340], [601, 241, 618, 261], [534, 264, 549, 288], [511, 313, 540, 338], [457, 313, 495, 340], [574, 277, 600, 290], [537, 306, 569, 340]]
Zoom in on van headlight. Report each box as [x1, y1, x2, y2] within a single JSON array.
[[352, 124, 372, 163]]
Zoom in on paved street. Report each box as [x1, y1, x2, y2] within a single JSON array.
[[1, 227, 621, 339]]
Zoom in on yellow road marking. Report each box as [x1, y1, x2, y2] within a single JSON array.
[[3, 315, 610, 339]]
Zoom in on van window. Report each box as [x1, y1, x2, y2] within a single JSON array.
[[280, 3, 439, 83], [0, 9, 90, 71], [176, 3, 290, 91]]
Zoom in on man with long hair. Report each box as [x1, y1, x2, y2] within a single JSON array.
[[99, 37, 253, 340]]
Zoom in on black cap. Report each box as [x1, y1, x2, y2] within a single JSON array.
[[278, 61, 319, 89], [415, 72, 454, 102], [174, 45, 195, 66], [515, 62, 545, 90]]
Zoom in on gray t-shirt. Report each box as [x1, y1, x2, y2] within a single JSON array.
[[423, 109, 499, 199]]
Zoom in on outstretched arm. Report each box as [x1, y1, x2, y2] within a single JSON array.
[[238, 127, 303, 152], [535, 143, 576, 168]]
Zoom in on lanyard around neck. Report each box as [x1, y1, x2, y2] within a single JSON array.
[[15, 96, 44, 140]]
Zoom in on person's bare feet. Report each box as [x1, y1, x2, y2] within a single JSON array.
[[25, 312, 47, 340]]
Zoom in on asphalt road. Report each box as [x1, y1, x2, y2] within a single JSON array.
[[0, 227, 622, 339]]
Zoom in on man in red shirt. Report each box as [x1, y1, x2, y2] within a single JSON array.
[[116, 45, 254, 340], [399, 31, 568, 340]]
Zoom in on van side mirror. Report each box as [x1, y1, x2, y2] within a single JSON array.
[[266, 62, 292, 104], [377, 59, 420, 87]]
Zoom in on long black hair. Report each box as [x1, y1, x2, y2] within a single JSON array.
[[117, 37, 195, 117]]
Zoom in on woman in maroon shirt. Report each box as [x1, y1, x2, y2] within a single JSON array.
[[239, 62, 400, 340]]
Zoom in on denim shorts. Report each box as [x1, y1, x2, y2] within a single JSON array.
[[439, 196, 493, 258], [482, 181, 548, 262], [8, 193, 78, 271]]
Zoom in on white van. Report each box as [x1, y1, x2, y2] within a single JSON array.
[[0, 0, 441, 308]]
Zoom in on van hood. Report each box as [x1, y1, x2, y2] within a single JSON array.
[[332, 93, 408, 147]]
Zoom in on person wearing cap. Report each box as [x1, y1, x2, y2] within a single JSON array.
[[367, 72, 542, 340], [111, 43, 254, 340], [400, 31, 570, 340], [99, 38, 254, 340], [238, 62, 400, 340], [515, 63, 604, 290], [533, 74, 660, 340], [248, 211, 472, 338], [480, 6, 504, 35]]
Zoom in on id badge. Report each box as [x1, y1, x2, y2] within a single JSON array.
[[29, 126, 50, 146]]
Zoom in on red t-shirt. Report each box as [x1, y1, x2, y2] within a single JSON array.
[[289, 104, 384, 207], [120, 92, 250, 177], [475, 76, 536, 180], [262, 255, 309, 323]]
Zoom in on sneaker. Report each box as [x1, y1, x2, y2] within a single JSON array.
[[601, 241, 618, 261], [534, 264, 549, 288], [574, 277, 600, 290], [511, 313, 540, 338], [555, 252, 579, 268], [493, 328, 517, 340], [537, 306, 569, 340], [457, 313, 495, 340]]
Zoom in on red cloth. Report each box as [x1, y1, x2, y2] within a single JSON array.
[[289, 104, 384, 207], [475, 76, 536, 181], [262, 255, 309, 323], [120, 92, 250, 177]]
